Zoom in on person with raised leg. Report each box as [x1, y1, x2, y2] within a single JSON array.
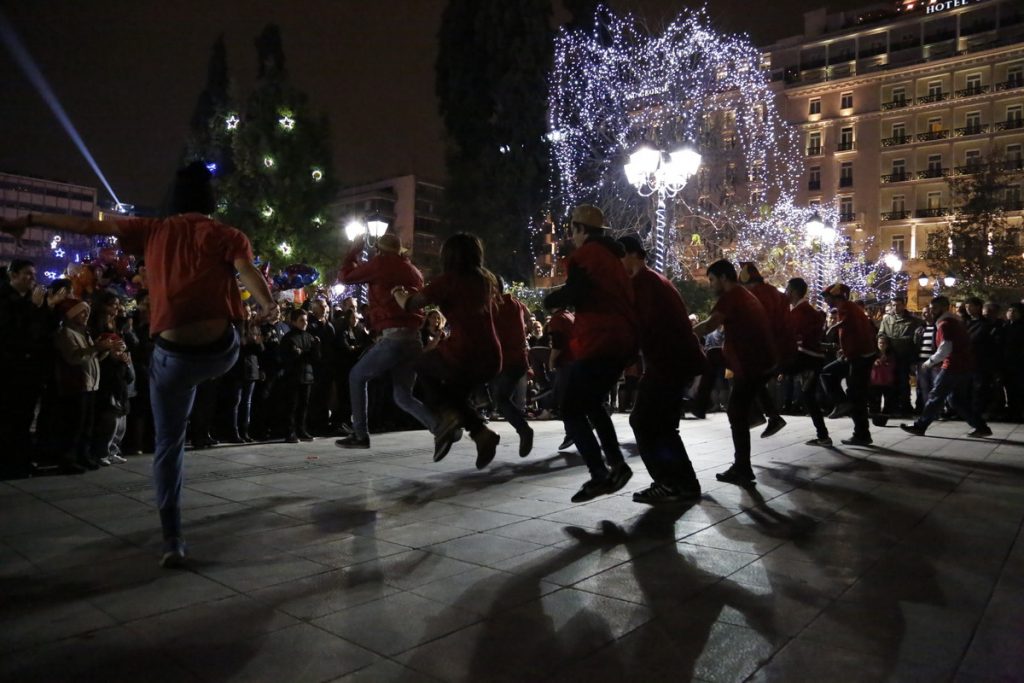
[[785, 278, 832, 447], [820, 283, 877, 447]]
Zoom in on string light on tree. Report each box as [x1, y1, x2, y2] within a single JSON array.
[[225, 114, 240, 131], [278, 241, 293, 256], [311, 168, 323, 182], [261, 205, 274, 219], [263, 156, 275, 169], [278, 114, 295, 131], [54, 248, 65, 258]]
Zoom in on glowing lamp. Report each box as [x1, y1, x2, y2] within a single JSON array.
[[331, 283, 345, 297], [344, 220, 366, 241], [803, 212, 824, 237], [943, 273, 956, 287], [917, 273, 929, 287], [367, 215, 389, 238], [819, 226, 838, 244], [667, 147, 702, 180], [625, 146, 661, 186], [884, 253, 903, 272]]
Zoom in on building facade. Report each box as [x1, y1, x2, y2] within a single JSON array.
[[0, 171, 97, 278], [764, 0, 1024, 301]]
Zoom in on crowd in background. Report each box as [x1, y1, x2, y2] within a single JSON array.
[[1, 253, 1022, 481]]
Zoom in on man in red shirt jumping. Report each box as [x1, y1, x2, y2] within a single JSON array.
[[1, 163, 278, 567], [693, 260, 776, 485], [490, 276, 534, 457], [821, 283, 877, 446], [901, 296, 992, 438], [620, 236, 706, 502], [544, 205, 637, 502], [785, 278, 831, 446]]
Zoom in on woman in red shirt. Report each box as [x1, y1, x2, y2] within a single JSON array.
[[394, 234, 502, 469]]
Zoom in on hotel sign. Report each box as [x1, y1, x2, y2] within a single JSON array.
[[898, 0, 987, 14]]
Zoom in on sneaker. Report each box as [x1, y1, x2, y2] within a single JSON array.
[[518, 426, 534, 458], [841, 435, 874, 446], [558, 435, 574, 451], [606, 463, 633, 493], [473, 428, 501, 469], [899, 424, 926, 437], [828, 403, 852, 419], [968, 427, 993, 438], [760, 417, 787, 439], [571, 477, 611, 503], [716, 464, 756, 485], [805, 436, 833, 447], [335, 434, 370, 449], [109, 454, 128, 464], [99, 457, 112, 467], [633, 482, 701, 505], [297, 432, 315, 442], [159, 537, 187, 569]]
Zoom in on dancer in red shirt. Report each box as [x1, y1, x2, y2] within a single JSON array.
[[546, 306, 575, 451], [738, 262, 791, 438], [544, 205, 637, 502], [491, 277, 534, 457], [785, 278, 830, 446], [393, 233, 502, 468], [620, 236, 706, 502], [820, 283, 877, 446], [693, 260, 776, 485]]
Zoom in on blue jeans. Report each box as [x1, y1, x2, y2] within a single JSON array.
[[348, 328, 437, 439], [915, 369, 988, 432], [561, 356, 626, 481], [490, 368, 529, 434], [150, 330, 239, 539]]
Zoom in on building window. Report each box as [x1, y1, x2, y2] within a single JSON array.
[[1007, 143, 1023, 170], [928, 154, 943, 174], [928, 116, 943, 132], [966, 73, 982, 93], [892, 159, 907, 180], [1008, 64, 1023, 86], [965, 149, 982, 168], [809, 98, 821, 115], [808, 166, 821, 190], [1006, 184, 1023, 210], [891, 234, 906, 257], [927, 191, 942, 209], [891, 122, 907, 143], [808, 131, 822, 155], [1007, 105, 1023, 126], [838, 126, 854, 151], [892, 195, 906, 215], [840, 161, 854, 187], [840, 92, 854, 109], [927, 80, 943, 98], [965, 111, 982, 133], [839, 196, 854, 221], [892, 86, 907, 105]]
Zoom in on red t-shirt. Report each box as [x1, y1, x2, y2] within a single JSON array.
[[632, 265, 705, 383], [547, 310, 575, 368], [420, 272, 501, 381], [935, 314, 973, 373], [566, 239, 637, 360], [493, 293, 529, 374], [118, 214, 251, 335], [789, 300, 826, 356], [339, 245, 424, 332], [712, 286, 776, 378], [747, 282, 794, 363], [835, 300, 877, 359]]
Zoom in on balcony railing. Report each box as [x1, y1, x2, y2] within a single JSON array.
[[917, 167, 949, 179], [917, 130, 950, 141], [808, 180, 821, 191], [994, 119, 1024, 131], [837, 141, 856, 152], [881, 210, 912, 221], [881, 134, 912, 147], [954, 124, 989, 137], [917, 92, 950, 104], [838, 212, 856, 223], [916, 207, 948, 218], [955, 164, 985, 176], [1004, 159, 1024, 171], [839, 176, 854, 188], [955, 85, 990, 98], [881, 98, 910, 111], [995, 79, 1024, 92], [880, 172, 910, 183], [806, 146, 823, 156]]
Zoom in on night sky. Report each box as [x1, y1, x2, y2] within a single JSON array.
[[0, 0, 849, 209]]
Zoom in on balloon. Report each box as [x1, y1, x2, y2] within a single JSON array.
[[240, 290, 252, 301], [273, 263, 320, 290]]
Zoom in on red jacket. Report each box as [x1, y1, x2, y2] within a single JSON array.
[[934, 313, 973, 373], [493, 293, 529, 374], [339, 245, 423, 332], [632, 265, 705, 383], [747, 282, 795, 363], [789, 300, 826, 357], [547, 310, 575, 369], [564, 237, 638, 361], [835, 300, 877, 359]]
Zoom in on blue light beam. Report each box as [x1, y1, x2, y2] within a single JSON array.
[[0, 10, 122, 205]]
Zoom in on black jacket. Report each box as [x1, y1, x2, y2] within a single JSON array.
[[280, 328, 319, 385], [0, 281, 53, 369]]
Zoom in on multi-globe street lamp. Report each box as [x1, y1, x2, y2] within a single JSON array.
[[343, 213, 389, 302], [624, 146, 702, 274]]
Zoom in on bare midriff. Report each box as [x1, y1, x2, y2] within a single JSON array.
[[158, 318, 230, 345]]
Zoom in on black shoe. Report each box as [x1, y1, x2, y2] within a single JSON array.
[[297, 432, 315, 442], [749, 415, 767, 429], [760, 417, 787, 439], [160, 537, 187, 569], [899, 424, 926, 437], [691, 409, 706, 420], [716, 465, 755, 485], [828, 403, 852, 419], [571, 477, 612, 503], [871, 414, 890, 428], [518, 426, 534, 458], [968, 427, 993, 438], [284, 434, 300, 444], [841, 435, 874, 446], [805, 436, 833, 447], [558, 435, 574, 451], [633, 482, 701, 505], [225, 432, 244, 444], [607, 464, 633, 493], [335, 435, 370, 449], [474, 428, 500, 469]]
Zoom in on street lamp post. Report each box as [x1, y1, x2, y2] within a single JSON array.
[[624, 146, 701, 274], [803, 211, 839, 305], [884, 252, 903, 299], [344, 213, 390, 303]]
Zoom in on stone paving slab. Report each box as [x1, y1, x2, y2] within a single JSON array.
[[2, 414, 1023, 682]]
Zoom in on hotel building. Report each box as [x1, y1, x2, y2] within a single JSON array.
[[764, 0, 1024, 301]]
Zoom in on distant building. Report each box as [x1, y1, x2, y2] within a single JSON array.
[[331, 175, 445, 276], [764, 0, 1024, 302], [0, 171, 97, 278]]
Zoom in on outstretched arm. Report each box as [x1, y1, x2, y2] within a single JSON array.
[[692, 311, 724, 338], [235, 258, 279, 322], [0, 212, 122, 239]]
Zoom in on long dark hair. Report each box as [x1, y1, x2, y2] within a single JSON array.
[[440, 233, 497, 294]]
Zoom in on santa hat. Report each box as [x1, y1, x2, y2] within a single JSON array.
[[58, 299, 90, 320]]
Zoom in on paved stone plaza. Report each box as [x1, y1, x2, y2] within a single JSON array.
[[2, 414, 1022, 682]]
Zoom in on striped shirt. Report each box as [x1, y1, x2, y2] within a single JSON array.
[[918, 324, 935, 362]]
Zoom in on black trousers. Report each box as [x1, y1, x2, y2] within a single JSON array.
[[629, 378, 698, 490], [60, 391, 97, 466], [562, 356, 627, 480], [822, 355, 874, 438], [792, 354, 828, 438], [416, 350, 486, 437], [284, 382, 312, 437], [726, 374, 765, 469], [0, 367, 42, 472]]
